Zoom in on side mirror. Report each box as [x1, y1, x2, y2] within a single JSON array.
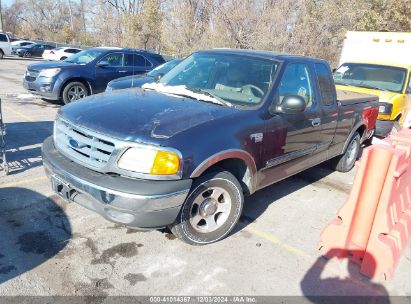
[[96, 61, 109, 67], [271, 95, 306, 114]]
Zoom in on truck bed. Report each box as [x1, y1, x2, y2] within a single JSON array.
[[337, 89, 379, 106]]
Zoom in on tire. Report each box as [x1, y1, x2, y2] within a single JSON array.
[[331, 132, 361, 173], [170, 169, 244, 245], [60, 57, 67, 61], [62, 81, 88, 104], [24, 52, 31, 58], [0, 50, 4, 59]]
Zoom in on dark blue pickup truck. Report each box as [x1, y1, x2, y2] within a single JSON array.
[[42, 49, 379, 245]]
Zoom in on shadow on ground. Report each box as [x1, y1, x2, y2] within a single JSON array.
[[301, 249, 390, 304], [0, 187, 71, 285], [237, 164, 336, 231], [4, 121, 53, 174]]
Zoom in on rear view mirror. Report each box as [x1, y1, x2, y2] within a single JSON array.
[[96, 61, 109, 67], [154, 73, 164, 82], [272, 95, 306, 114]]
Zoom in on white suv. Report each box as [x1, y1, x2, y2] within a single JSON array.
[[0, 33, 12, 59]]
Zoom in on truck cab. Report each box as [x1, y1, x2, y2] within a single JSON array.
[[334, 31, 411, 137]]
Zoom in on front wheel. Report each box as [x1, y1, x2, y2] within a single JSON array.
[[331, 132, 361, 173], [170, 169, 244, 245], [24, 52, 31, 58], [62, 81, 88, 104]]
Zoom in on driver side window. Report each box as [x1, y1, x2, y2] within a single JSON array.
[[99, 53, 124, 67], [278, 63, 313, 107]]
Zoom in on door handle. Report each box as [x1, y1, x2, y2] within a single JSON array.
[[311, 118, 321, 127]]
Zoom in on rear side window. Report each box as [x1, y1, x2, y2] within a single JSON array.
[[0, 34, 8, 42], [315, 63, 335, 106], [124, 54, 149, 67]]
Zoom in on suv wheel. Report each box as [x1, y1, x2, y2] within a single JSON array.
[[0, 50, 4, 59], [170, 169, 243, 245], [331, 132, 361, 172], [62, 81, 88, 104], [24, 51, 31, 58]]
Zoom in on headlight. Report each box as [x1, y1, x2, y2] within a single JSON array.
[[39, 68, 61, 78], [117, 147, 181, 175], [378, 103, 393, 115]]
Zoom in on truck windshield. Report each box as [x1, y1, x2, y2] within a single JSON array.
[[334, 63, 407, 93], [159, 52, 279, 106], [64, 49, 105, 65]]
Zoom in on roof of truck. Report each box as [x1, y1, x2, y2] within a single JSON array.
[[202, 48, 328, 63]]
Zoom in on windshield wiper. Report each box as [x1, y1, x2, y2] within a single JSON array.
[[186, 88, 233, 108]]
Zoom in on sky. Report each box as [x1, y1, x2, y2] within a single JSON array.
[[2, 0, 13, 7]]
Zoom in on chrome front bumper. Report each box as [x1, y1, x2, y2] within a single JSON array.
[[42, 137, 191, 229]]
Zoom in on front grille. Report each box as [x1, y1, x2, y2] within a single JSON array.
[[54, 119, 115, 170], [25, 69, 39, 82]]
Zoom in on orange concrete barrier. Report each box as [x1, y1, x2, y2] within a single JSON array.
[[319, 128, 411, 280]]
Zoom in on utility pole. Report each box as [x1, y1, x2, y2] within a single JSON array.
[[68, 0, 74, 31], [0, 0, 4, 32], [80, 0, 86, 32]]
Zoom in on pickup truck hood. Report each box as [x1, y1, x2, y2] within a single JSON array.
[[58, 88, 235, 145], [335, 84, 398, 102]]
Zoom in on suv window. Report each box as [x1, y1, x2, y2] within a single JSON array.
[[99, 53, 124, 67], [278, 63, 313, 107], [0, 34, 9, 42], [315, 63, 335, 106], [124, 54, 149, 67]]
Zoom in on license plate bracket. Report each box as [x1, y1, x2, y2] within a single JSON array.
[[51, 174, 73, 202]]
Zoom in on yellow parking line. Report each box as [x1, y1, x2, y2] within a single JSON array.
[[3, 105, 34, 121], [0, 176, 47, 188], [240, 222, 313, 261]]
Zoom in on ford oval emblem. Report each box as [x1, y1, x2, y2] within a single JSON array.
[[69, 138, 84, 149]]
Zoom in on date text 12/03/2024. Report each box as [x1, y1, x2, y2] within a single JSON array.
[[149, 297, 257, 303]]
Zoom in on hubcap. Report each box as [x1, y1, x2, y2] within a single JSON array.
[[189, 186, 232, 233], [68, 85, 86, 102]]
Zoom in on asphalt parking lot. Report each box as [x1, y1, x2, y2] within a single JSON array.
[[0, 56, 410, 300]]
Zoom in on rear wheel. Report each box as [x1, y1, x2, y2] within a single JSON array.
[[331, 132, 361, 173], [62, 81, 88, 104], [170, 169, 244, 245], [60, 56, 67, 61], [24, 52, 31, 58]]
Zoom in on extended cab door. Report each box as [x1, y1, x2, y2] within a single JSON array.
[[314, 62, 338, 154], [94, 52, 125, 93], [259, 62, 324, 188]]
